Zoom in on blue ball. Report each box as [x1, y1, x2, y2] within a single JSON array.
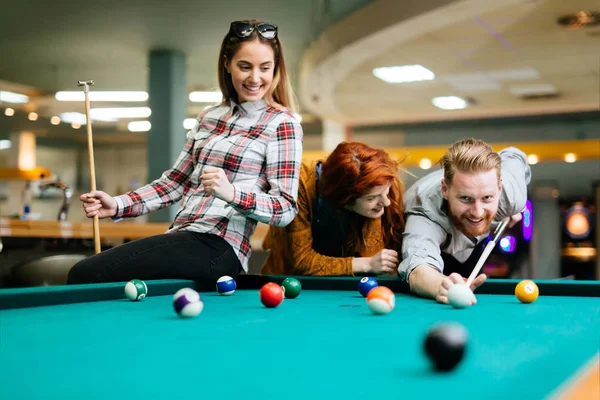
[[216, 276, 236, 295], [358, 277, 378, 297]]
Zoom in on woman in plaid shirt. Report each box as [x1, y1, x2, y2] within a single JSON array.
[[68, 20, 303, 284]]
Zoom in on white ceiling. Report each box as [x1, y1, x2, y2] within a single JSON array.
[[301, 0, 600, 125], [0, 0, 598, 140]]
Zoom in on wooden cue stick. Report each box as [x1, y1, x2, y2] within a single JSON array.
[[78, 80, 101, 254], [465, 217, 511, 287]]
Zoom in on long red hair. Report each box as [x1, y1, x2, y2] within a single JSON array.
[[320, 142, 405, 254]]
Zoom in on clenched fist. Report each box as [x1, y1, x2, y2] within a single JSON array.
[[200, 166, 235, 202], [80, 190, 117, 219]]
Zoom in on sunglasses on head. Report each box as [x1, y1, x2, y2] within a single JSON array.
[[230, 21, 278, 40]]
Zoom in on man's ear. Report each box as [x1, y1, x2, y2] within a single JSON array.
[[441, 178, 449, 200]]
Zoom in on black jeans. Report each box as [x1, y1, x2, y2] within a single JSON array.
[[67, 231, 242, 284]]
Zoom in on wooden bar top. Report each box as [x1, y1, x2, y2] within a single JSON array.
[[0, 218, 269, 250]]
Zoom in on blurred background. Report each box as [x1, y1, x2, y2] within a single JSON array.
[[0, 0, 598, 287]]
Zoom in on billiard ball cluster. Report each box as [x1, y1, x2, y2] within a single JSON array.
[[122, 276, 540, 372], [446, 279, 540, 309], [258, 277, 303, 308], [358, 277, 396, 314]]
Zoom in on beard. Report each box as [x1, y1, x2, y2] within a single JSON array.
[[449, 207, 496, 238]]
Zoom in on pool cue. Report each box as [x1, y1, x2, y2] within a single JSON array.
[[78, 80, 101, 254], [465, 216, 511, 287]]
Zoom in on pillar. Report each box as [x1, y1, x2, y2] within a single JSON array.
[[529, 182, 562, 279], [147, 50, 187, 222], [322, 119, 350, 152]]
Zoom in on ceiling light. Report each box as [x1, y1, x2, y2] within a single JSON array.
[[372, 65, 435, 83], [527, 154, 539, 165], [419, 158, 432, 169], [564, 153, 577, 163], [50, 116, 61, 125], [28, 112, 38, 121], [55, 91, 149, 102], [128, 121, 151, 132], [0, 91, 29, 103], [71, 123, 81, 129], [61, 112, 87, 125], [189, 91, 223, 103], [432, 96, 468, 110], [90, 107, 151, 120], [4, 108, 15, 116], [0, 140, 11, 150], [183, 118, 196, 130]]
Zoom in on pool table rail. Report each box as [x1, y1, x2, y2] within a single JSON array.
[[0, 275, 599, 310]]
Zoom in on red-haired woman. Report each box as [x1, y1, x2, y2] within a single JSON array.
[[261, 142, 405, 276]]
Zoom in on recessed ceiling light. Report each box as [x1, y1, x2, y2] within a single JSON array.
[[128, 121, 151, 132], [0, 140, 11, 150], [90, 107, 151, 120], [189, 91, 223, 103], [372, 65, 435, 83], [564, 153, 577, 163], [183, 118, 196, 130], [419, 158, 432, 169], [55, 91, 149, 102], [527, 154, 539, 165], [0, 91, 28, 103], [432, 96, 468, 110]]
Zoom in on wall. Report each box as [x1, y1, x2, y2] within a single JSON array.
[[353, 111, 600, 198]]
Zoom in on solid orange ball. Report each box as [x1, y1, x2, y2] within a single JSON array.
[[515, 280, 539, 303]]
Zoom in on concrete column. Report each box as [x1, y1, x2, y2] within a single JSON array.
[[147, 50, 187, 222], [322, 119, 350, 152], [529, 182, 562, 279]]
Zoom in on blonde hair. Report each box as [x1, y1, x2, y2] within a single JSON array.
[[440, 138, 501, 185], [217, 20, 298, 113]]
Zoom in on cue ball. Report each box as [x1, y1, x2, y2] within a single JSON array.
[[424, 322, 468, 371], [447, 283, 473, 309], [515, 280, 539, 303], [358, 277, 378, 297], [124, 279, 147, 301], [260, 282, 284, 308], [216, 275, 236, 295], [173, 288, 204, 318], [281, 277, 302, 299]]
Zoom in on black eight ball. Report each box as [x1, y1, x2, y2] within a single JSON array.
[[424, 323, 468, 371]]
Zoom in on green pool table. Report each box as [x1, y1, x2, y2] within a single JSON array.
[[1, 276, 599, 400]]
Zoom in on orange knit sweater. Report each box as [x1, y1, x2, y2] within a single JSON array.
[[260, 160, 387, 276]]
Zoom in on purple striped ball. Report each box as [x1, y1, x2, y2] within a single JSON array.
[[173, 288, 203, 318]]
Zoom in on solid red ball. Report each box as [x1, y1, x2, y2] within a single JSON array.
[[260, 282, 284, 308]]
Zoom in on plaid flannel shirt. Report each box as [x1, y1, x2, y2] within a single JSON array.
[[113, 99, 303, 272]]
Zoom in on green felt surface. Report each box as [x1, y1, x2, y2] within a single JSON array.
[[1, 288, 599, 400]]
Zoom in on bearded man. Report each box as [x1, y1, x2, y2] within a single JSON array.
[[398, 138, 531, 304]]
